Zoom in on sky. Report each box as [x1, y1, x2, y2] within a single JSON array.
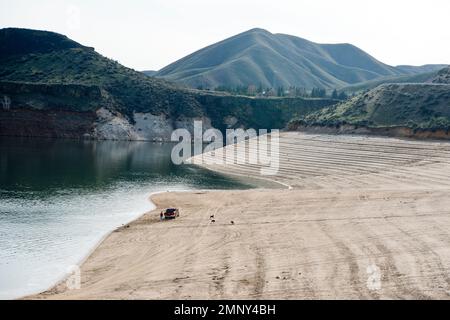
[[1, 0, 449, 71]]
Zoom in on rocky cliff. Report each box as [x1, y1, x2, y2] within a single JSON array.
[[0, 80, 336, 140], [0, 28, 337, 140]]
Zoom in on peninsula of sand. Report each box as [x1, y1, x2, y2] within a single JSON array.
[[32, 132, 450, 299]]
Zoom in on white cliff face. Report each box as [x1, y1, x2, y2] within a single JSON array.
[[223, 116, 238, 128], [92, 108, 140, 140], [92, 108, 213, 141], [133, 113, 174, 141]]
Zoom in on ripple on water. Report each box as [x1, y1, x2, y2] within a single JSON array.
[[0, 139, 255, 299]]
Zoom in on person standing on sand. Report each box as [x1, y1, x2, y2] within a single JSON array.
[[160, 212, 164, 221]]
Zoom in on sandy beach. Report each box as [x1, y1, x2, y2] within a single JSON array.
[[33, 132, 450, 299]]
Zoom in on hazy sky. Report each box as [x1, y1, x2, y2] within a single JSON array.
[[1, 0, 449, 71]]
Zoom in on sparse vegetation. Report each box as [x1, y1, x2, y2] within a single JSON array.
[[289, 83, 450, 131], [0, 28, 338, 136], [156, 28, 411, 90]]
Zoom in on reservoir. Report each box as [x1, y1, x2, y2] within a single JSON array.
[[0, 138, 253, 299]]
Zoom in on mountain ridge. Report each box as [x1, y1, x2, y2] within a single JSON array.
[[155, 28, 445, 90], [0, 28, 90, 60], [0, 28, 337, 140]]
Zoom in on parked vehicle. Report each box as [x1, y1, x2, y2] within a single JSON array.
[[161, 208, 180, 220]]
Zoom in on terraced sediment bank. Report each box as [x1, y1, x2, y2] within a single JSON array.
[[194, 132, 450, 190]]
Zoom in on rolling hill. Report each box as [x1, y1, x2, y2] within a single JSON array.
[[0, 28, 197, 118], [155, 28, 445, 90], [429, 67, 450, 84], [142, 70, 157, 77], [341, 65, 449, 94], [289, 81, 450, 138], [395, 64, 448, 75], [3, 28, 448, 141], [340, 71, 439, 94], [0, 28, 336, 139], [0, 28, 87, 58]]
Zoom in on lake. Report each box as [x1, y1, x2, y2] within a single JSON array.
[[0, 138, 254, 299]]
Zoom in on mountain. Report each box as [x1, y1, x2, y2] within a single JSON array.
[[0, 28, 87, 59], [395, 64, 448, 75], [289, 81, 450, 138], [156, 28, 432, 90], [340, 63, 449, 94], [429, 67, 450, 84], [0, 28, 336, 140], [341, 70, 440, 94], [0, 29, 198, 116], [142, 70, 157, 77]]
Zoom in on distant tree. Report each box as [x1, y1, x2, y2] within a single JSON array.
[[269, 88, 277, 96], [257, 83, 264, 94], [338, 91, 348, 100], [277, 86, 284, 97], [311, 87, 326, 98], [247, 85, 256, 96], [320, 88, 326, 98], [2, 95, 11, 110], [297, 87, 308, 97], [331, 89, 338, 99], [286, 86, 295, 97]]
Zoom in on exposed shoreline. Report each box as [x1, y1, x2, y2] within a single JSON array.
[[30, 132, 450, 299], [22, 185, 261, 300], [290, 124, 450, 141]]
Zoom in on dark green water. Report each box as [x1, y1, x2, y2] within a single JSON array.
[[0, 138, 253, 299]]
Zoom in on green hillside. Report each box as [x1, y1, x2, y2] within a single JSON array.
[[290, 83, 450, 131], [395, 64, 448, 75], [430, 67, 450, 84], [0, 28, 337, 139], [156, 28, 443, 90], [340, 71, 440, 94], [0, 28, 202, 119], [0, 28, 85, 58], [142, 70, 157, 77]]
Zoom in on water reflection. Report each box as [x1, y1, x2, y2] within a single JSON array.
[[0, 138, 250, 193], [0, 138, 253, 299]]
